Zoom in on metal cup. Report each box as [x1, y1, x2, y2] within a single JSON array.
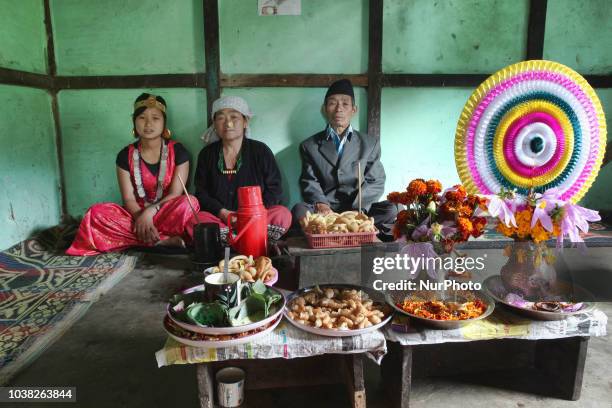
[[216, 367, 245, 407], [204, 272, 241, 307]]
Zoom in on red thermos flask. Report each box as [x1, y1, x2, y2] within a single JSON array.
[[227, 186, 268, 257]]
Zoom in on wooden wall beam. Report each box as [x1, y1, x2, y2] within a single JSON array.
[[203, 0, 220, 125], [383, 73, 490, 87], [367, 0, 383, 138], [221, 74, 368, 88], [0, 67, 50, 89], [53, 73, 206, 90], [526, 0, 548, 60]]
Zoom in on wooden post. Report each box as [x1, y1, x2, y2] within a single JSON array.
[[367, 0, 383, 138], [203, 0, 221, 126], [535, 336, 589, 400], [44, 0, 68, 219], [526, 0, 548, 60], [381, 341, 413, 408]]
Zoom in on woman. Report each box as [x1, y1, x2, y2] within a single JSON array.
[[66, 93, 199, 256], [194, 96, 291, 244]]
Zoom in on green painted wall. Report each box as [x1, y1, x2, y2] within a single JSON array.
[[544, 0, 612, 75], [222, 87, 367, 207], [51, 0, 205, 75], [58, 89, 206, 216], [219, 0, 368, 74], [2, 0, 607, 241], [380, 87, 471, 195], [0, 85, 60, 250], [382, 0, 529, 74], [0, 0, 48, 74]]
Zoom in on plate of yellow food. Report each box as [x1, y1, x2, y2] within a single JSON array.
[[284, 284, 393, 337], [205, 255, 278, 286]]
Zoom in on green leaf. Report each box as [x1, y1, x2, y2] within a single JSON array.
[[252, 280, 267, 295], [186, 301, 227, 327]]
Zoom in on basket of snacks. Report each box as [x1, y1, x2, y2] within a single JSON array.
[[300, 210, 378, 248]]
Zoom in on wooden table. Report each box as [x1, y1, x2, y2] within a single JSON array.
[[381, 336, 589, 407], [197, 354, 365, 408], [379, 305, 608, 408]]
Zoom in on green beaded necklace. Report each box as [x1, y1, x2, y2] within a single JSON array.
[[217, 146, 242, 175]]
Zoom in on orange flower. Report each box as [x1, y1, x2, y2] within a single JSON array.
[[399, 192, 414, 205], [407, 179, 427, 197], [531, 224, 550, 243], [458, 205, 474, 218], [471, 216, 487, 238], [396, 209, 412, 226], [387, 191, 401, 204], [456, 217, 473, 241], [444, 185, 467, 201], [439, 200, 460, 217], [497, 222, 516, 238], [426, 179, 442, 194], [466, 194, 486, 210]]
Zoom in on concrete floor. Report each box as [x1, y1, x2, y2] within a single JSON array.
[[6, 252, 612, 408]]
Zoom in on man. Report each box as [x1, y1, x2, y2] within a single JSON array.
[[292, 79, 398, 240]]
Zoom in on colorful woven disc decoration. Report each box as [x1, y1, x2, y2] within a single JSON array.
[[455, 60, 607, 203]]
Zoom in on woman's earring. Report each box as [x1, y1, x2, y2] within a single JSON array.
[[132, 129, 137, 138], [162, 128, 172, 139]]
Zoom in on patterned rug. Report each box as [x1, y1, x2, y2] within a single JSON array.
[[0, 223, 138, 383]]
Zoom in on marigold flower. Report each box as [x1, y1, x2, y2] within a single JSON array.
[[426, 179, 442, 194], [396, 209, 412, 226], [407, 179, 427, 197], [445, 185, 467, 201], [456, 217, 473, 241], [458, 205, 474, 218], [387, 191, 402, 204], [471, 216, 487, 238]]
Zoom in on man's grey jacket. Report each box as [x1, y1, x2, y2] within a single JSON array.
[[298, 129, 386, 212]]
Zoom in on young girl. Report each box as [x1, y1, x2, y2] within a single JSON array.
[[66, 93, 199, 256]]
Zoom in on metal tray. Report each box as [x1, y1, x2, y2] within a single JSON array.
[[386, 289, 495, 329], [284, 284, 393, 337], [483, 275, 594, 321], [166, 284, 286, 335]]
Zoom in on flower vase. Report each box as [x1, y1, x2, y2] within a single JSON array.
[[500, 241, 557, 299]]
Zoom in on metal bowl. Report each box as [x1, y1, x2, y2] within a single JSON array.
[[483, 275, 594, 321], [386, 289, 495, 329], [284, 284, 393, 337]]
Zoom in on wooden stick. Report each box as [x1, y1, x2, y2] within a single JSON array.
[[177, 173, 200, 224], [358, 162, 362, 214]]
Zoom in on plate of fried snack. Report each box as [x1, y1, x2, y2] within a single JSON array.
[[386, 289, 495, 329], [483, 275, 593, 321], [300, 210, 377, 234], [284, 284, 393, 337], [206, 255, 277, 286]]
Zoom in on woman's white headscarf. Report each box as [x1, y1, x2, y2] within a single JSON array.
[[201, 96, 254, 145]]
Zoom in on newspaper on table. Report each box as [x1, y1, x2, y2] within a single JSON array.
[[385, 308, 608, 345], [156, 320, 387, 368]]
